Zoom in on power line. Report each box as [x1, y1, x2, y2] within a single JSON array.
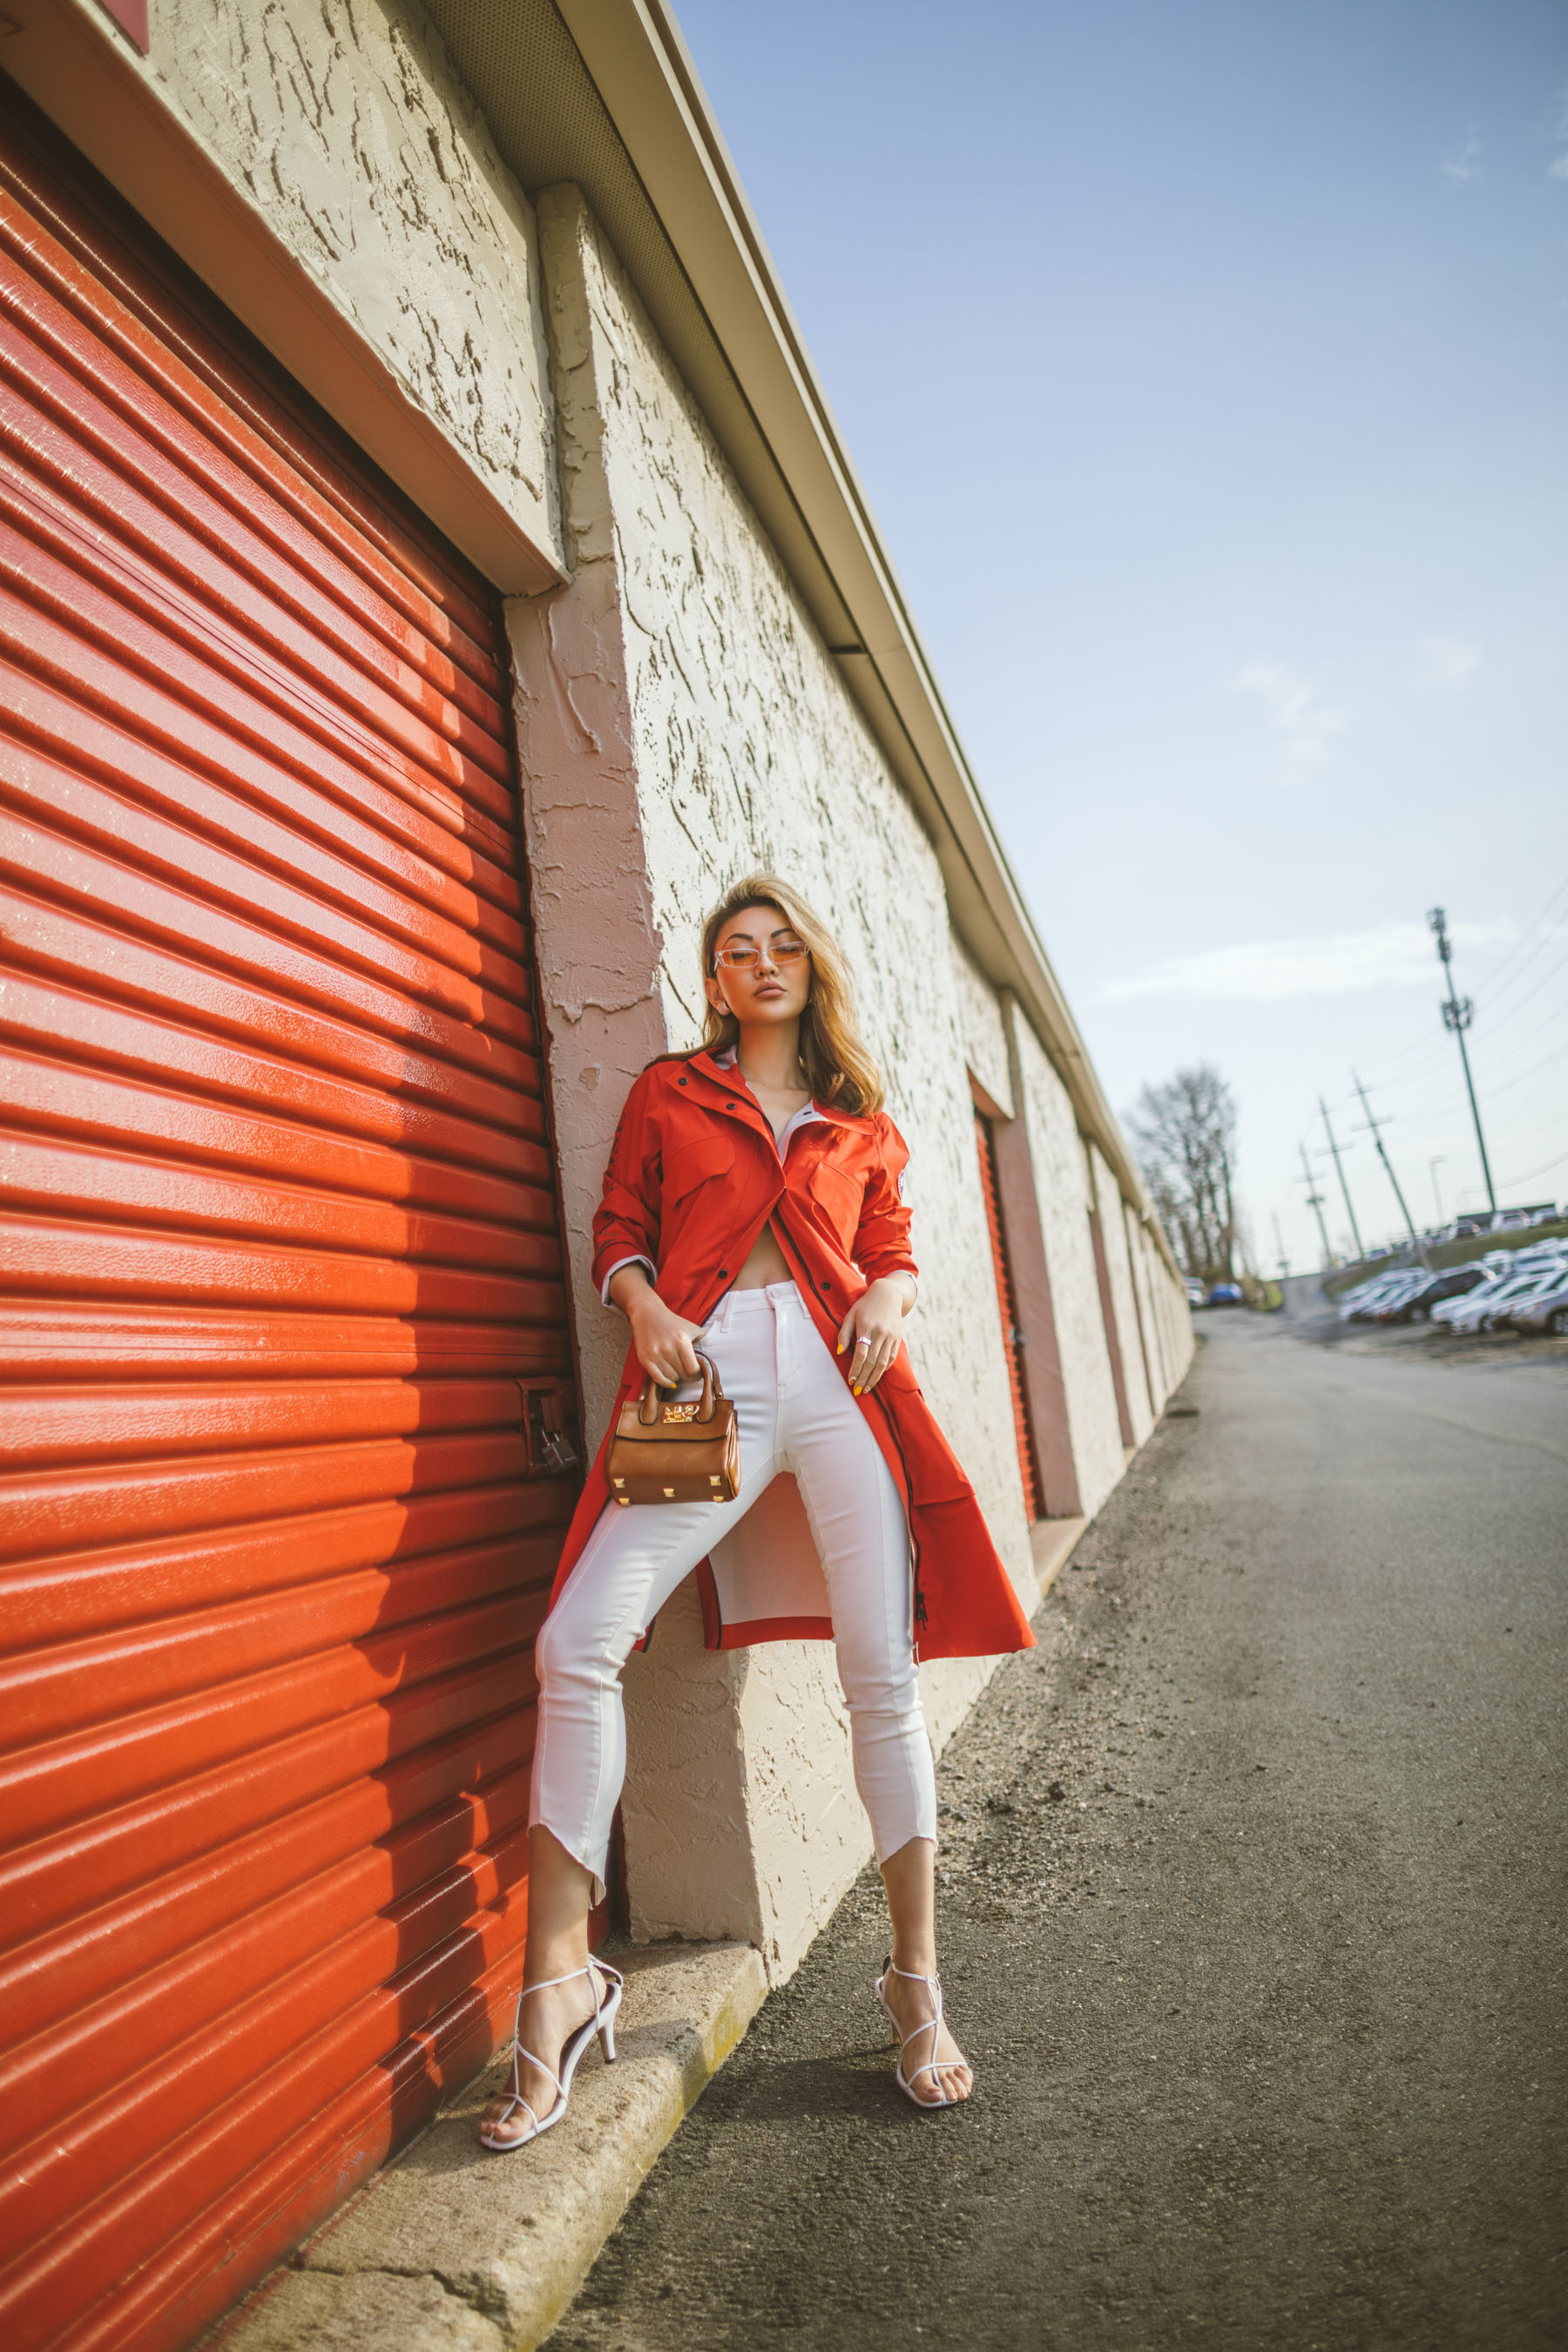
[[1471, 871, 1568, 1007], [1475, 938, 1568, 1037], [1495, 1147, 1568, 1189]]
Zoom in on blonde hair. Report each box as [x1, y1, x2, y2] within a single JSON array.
[[694, 874, 884, 1115]]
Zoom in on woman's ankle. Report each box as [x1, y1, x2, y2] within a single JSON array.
[[523, 1941, 591, 1991], [888, 1946, 937, 1983]]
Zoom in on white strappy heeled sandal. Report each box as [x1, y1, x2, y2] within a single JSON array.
[[875, 1957, 967, 2111], [478, 1959, 624, 2152]]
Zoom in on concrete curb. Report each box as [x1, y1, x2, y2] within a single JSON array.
[[216, 1940, 767, 2352]]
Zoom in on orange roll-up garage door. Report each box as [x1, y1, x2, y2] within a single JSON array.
[[974, 1109, 1043, 1523], [0, 90, 577, 2352]]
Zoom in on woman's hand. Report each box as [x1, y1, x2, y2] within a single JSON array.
[[609, 1266, 706, 1388], [835, 1274, 916, 1395]]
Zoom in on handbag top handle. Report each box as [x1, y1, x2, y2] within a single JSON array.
[[636, 1347, 724, 1426]]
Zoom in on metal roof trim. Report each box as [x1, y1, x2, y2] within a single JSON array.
[[551, 1, 1173, 1267]]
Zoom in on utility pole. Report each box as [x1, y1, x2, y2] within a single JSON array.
[[1318, 1096, 1364, 1261], [1298, 1140, 1333, 1269], [1350, 1071, 1421, 1248], [1271, 1210, 1290, 1277], [1428, 906, 1497, 1214]]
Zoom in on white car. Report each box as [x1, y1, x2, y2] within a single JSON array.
[[1443, 1261, 1568, 1334]]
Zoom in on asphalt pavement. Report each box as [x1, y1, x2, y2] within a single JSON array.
[[550, 1308, 1568, 2352]]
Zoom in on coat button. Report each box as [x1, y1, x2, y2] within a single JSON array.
[[718, 1268, 728, 1278], [679, 1077, 687, 1086], [726, 1100, 736, 1109]]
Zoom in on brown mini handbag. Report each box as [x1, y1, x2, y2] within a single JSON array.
[[605, 1349, 740, 1506]]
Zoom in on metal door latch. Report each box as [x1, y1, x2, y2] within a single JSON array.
[[517, 1380, 581, 1477]]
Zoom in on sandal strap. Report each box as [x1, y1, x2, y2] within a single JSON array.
[[881, 1962, 946, 2069], [519, 1959, 624, 2009], [506, 1959, 625, 2107], [487, 2090, 541, 2135], [513, 2043, 564, 2101]]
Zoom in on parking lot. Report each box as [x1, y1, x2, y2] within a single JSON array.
[[1281, 1284, 1568, 1372], [1273, 1235, 1568, 1371]]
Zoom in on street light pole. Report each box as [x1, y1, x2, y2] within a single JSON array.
[[1299, 1140, 1334, 1270], [1427, 906, 1497, 1215], [1429, 1156, 1447, 1226], [1318, 1096, 1364, 1261]]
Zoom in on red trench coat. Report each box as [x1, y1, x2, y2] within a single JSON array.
[[547, 1051, 1037, 1662]]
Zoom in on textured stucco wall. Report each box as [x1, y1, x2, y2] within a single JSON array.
[[950, 936, 1013, 1116], [1122, 1200, 1167, 1412], [1127, 1208, 1169, 1407], [519, 186, 1034, 1980], [1090, 1142, 1155, 1443], [123, 0, 563, 572], [1007, 1013, 1128, 1517]]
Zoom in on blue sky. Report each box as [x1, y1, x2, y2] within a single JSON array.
[[675, 0, 1568, 1265]]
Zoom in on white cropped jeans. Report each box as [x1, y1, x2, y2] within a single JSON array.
[[530, 1281, 937, 1883]]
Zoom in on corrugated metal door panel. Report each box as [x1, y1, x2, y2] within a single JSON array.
[[974, 1110, 1044, 1522], [0, 89, 576, 2352]]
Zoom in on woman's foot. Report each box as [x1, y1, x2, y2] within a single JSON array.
[[478, 1964, 605, 2148], [877, 1960, 973, 2107]]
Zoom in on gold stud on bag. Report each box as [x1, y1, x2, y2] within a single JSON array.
[[605, 1348, 740, 1505]]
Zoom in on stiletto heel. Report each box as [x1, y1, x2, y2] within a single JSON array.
[[875, 1957, 966, 2111], [478, 1959, 624, 2152]]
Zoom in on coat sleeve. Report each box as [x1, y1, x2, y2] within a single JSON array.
[[853, 1114, 920, 1285], [591, 1069, 664, 1297]]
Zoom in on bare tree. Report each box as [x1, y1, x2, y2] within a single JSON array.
[[1127, 1064, 1239, 1283]]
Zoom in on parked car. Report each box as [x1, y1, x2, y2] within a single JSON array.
[[1207, 1281, 1244, 1306], [1508, 1272, 1568, 1336], [1443, 1261, 1568, 1335], [1431, 1273, 1507, 1328], [1336, 1269, 1416, 1320], [1375, 1265, 1491, 1323], [1185, 1279, 1207, 1309], [1346, 1271, 1426, 1321]]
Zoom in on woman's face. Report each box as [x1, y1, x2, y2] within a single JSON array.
[[705, 902, 812, 1031]]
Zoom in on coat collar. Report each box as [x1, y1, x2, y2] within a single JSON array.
[[686, 1047, 866, 1131]]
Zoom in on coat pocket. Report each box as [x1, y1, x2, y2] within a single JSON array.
[[664, 1132, 735, 1200], [807, 1157, 864, 1250]]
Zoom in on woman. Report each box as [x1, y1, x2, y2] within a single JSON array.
[[480, 876, 1034, 2148]]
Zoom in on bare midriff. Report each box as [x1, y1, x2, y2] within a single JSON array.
[[730, 1215, 793, 1290]]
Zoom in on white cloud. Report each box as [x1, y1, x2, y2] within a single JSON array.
[[1414, 635, 1481, 690], [1104, 919, 1516, 1004], [1443, 138, 1483, 182], [1549, 154, 1568, 179], [1230, 656, 1347, 765]]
